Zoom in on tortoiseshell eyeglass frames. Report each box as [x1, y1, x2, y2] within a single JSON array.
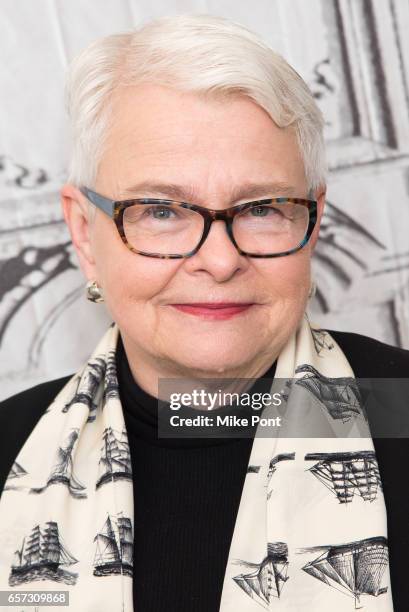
[[80, 186, 318, 259]]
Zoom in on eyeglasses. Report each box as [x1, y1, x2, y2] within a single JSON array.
[[80, 186, 318, 259]]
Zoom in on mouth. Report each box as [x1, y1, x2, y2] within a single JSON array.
[[169, 302, 256, 320]]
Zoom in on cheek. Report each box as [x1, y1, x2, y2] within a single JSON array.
[[96, 251, 181, 316], [91, 218, 180, 306], [257, 251, 311, 300]]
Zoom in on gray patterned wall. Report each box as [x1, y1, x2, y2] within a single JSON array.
[[1, 0, 409, 400]]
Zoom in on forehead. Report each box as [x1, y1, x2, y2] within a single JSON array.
[[96, 84, 306, 195]]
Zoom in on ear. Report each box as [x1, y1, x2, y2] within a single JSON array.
[[61, 183, 97, 280], [308, 184, 326, 252]]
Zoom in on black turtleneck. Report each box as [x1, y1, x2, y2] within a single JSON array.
[[115, 332, 277, 611]]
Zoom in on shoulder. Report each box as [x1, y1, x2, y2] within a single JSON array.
[[0, 375, 74, 496], [323, 328, 409, 377], [0, 374, 74, 420]]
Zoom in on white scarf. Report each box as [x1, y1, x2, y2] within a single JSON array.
[[0, 314, 393, 611]]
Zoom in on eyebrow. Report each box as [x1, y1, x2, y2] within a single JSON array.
[[120, 180, 297, 203]]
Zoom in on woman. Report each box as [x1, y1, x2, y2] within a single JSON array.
[[1, 14, 408, 612]]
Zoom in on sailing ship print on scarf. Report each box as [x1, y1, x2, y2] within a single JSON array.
[[4, 423, 133, 498], [9, 511, 135, 588], [0, 317, 394, 611], [246, 449, 383, 506], [96, 427, 132, 490], [284, 363, 365, 423], [4, 431, 88, 499], [233, 541, 290, 605], [298, 536, 389, 609], [304, 450, 383, 504], [93, 513, 134, 578], [60, 349, 120, 423], [9, 521, 79, 586], [29, 428, 88, 498]]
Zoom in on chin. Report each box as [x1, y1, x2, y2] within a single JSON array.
[[168, 342, 255, 375], [176, 360, 246, 377]]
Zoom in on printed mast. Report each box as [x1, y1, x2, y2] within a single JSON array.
[[93, 513, 133, 576], [49, 430, 86, 493], [96, 427, 132, 488], [11, 522, 78, 570]]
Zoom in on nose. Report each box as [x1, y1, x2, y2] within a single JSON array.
[[184, 219, 247, 281]]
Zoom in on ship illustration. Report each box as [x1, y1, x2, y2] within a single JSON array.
[[266, 453, 295, 499], [96, 427, 132, 489], [4, 460, 28, 491], [233, 542, 289, 608], [9, 521, 78, 586], [292, 364, 365, 423], [104, 350, 121, 400], [301, 536, 388, 609], [93, 513, 133, 577], [310, 327, 335, 355], [30, 428, 87, 498], [305, 451, 382, 503], [61, 351, 119, 422]]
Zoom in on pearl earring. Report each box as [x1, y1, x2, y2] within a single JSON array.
[[85, 280, 104, 303]]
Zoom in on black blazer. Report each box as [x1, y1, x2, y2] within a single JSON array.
[[1, 328, 409, 611]]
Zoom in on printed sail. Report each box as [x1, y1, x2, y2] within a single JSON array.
[[93, 513, 134, 577], [293, 364, 363, 422], [9, 521, 78, 586], [8, 461, 27, 479], [96, 427, 132, 489], [30, 429, 87, 498], [305, 451, 382, 503], [4, 460, 28, 491], [62, 351, 120, 421], [233, 542, 289, 606], [302, 536, 388, 606]]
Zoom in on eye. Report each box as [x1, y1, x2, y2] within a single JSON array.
[[249, 205, 281, 217], [144, 206, 176, 219], [241, 204, 285, 219]]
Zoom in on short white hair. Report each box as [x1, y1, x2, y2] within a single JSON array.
[[65, 13, 327, 202]]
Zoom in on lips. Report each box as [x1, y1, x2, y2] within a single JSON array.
[[175, 303, 253, 308], [170, 302, 255, 319]]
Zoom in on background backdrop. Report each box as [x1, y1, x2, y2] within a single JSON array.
[[1, 0, 409, 400]]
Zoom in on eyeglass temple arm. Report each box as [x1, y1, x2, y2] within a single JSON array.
[[80, 187, 115, 217]]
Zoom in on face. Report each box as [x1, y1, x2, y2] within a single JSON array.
[[62, 84, 325, 380]]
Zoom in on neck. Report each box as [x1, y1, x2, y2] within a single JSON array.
[[118, 332, 279, 403]]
